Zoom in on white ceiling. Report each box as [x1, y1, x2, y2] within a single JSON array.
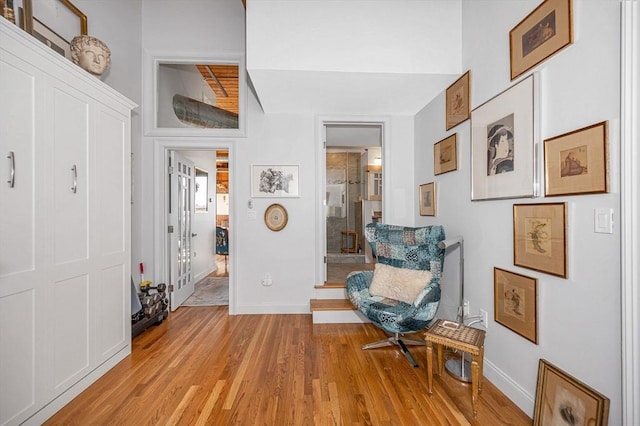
[[246, 0, 463, 115]]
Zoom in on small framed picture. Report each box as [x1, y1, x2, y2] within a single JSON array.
[[445, 70, 470, 130], [251, 165, 300, 198], [419, 182, 436, 216], [533, 359, 610, 426], [510, 0, 574, 80], [494, 267, 537, 344], [513, 202, 567, 278], [544, 121, 608, 197], [434, 134, 458, 175]]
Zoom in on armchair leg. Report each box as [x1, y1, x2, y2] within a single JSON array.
[[361, 333, 423, 367]]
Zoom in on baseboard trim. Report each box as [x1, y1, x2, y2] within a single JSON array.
[[483, 356, 535, 418], [235, 304, 311, 314]]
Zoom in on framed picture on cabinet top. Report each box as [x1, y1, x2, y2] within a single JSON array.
[[419, 182, 436, 216], [20, 0, 87, 40], [510, 0, 573, 80], [445, 70, 471, 130], [494, 267, 538, 344], [513, 202, 567, 278], [434, 134, 458, 175], [471, 74, 538, 201], [533, 359, 610, 426], [544, 121, 608, 196]]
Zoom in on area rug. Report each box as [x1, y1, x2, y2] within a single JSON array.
[[183, 276, 229, 306]]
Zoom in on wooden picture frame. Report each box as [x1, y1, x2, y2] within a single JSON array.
[[533, 359, 610, 426], [510, 0, 573, 80], [251, 165, 300, 198], [544, 121, 608, 196], [445, 70, 471, 130], [419, 182, 436, 216], [494, 267, 538, 343], [264, 203, 288, 232], [513, 202, 567, 278], [434, 134, 458, 175], [21, 0, 87, 38], [471, 74, 538, 201]]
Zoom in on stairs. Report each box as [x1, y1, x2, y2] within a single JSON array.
[[310, 283, 369, 324]]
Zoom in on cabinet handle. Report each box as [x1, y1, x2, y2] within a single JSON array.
[[7, 152, 15, 188], [71, 165, 77, 193]]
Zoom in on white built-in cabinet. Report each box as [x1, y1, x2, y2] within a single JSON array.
[[0, 19, 135, 425]]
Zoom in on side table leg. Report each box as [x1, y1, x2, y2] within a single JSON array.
[[426, 341, 434, 394], [479, 345, 484, 393], [471, 357, 479, 416], [436, 344, 444, 376]]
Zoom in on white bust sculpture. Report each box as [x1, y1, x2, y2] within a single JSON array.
[[70, 35, 111, 77]]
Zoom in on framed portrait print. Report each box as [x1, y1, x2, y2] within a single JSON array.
[[251, 165, 300, 198], [446, 70, 470, 130], [494, 267, 537, 344], [544, 121, 608, 196], [533, 359, 610, 426], [434, 134, 458, 175], [510, 0, 573, 80], [419, 182, 436, 216], [264, 203, 288, 232], [513, 202, 567, 278], [471, 74, 538, 201]]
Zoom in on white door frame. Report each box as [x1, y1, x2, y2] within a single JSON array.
[[621, 2, 639, 424], [153, 138, 236, 314], [314, 115, 391, 286]]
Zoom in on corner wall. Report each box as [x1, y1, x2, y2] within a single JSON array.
[[414, 1, 622, 422]]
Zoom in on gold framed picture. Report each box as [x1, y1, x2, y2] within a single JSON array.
[[434, 134, 457, 175], [513, 202, 567, 278], [419, 182, 436, 216], [533, 359, 610, 426], [494, 267, 537, 344], [509, 0, 574, 80], [544, 121, 608, 196], [264, 203, 288, 232], [445, 70, 471, 130]]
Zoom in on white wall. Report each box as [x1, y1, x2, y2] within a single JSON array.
[[415, 1, 622, 422]]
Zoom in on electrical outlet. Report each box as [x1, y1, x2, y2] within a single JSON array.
[[479, 309, 488, 328], [262, 273, 272, 286], [463, 299, 470, 316]]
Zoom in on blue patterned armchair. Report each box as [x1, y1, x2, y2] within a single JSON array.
[[346, 223, 446, 367]]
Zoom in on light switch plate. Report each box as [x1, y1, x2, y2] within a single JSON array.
[[594, 208, 614, 234], [248, 211, 257, 220]]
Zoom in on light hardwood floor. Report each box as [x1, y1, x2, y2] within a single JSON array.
[[46, 307, 530, 425]]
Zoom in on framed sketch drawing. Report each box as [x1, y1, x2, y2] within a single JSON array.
[[419, 182, 436, 216], [513, 202, 567, 278], [494, 267, 537, 344], [544, 121, 608, 196], [251, 165, 300, 198], [446, 70, 471, 130], [434, 134, 458, 175], [471, 74, 538, 201], [533, 359, 610, 426], [510, 0, 573, 80]]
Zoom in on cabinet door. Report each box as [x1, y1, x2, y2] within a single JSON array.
[[93, 105, 131, 363], [47, 81, 92, 395], [0, 47, 46, 426]]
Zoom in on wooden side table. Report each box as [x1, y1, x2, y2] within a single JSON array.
[[424, 319, 486, 416]]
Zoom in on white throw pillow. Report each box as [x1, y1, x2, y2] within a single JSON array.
[[369, 263, 433, 304]]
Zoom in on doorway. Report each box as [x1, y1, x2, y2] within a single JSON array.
[[153, 142, 234, 313], [324, 123, 383, 283]]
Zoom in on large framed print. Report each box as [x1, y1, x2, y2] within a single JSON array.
[[513, 202, 567, 278], [510, 0, 573, 80], [533, 359, 610, 426], [445, 70, 471, 130], [251, 165, 300, 198], [471, 74, 538, 201], [494, 267, 538, 344], [544, 121, 608, 196]]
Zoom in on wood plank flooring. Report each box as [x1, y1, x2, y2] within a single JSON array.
[[45, 307, 530, 425]]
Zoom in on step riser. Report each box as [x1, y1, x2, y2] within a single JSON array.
[[315, 288, 347, 299], [312, 310, 370, 324]]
